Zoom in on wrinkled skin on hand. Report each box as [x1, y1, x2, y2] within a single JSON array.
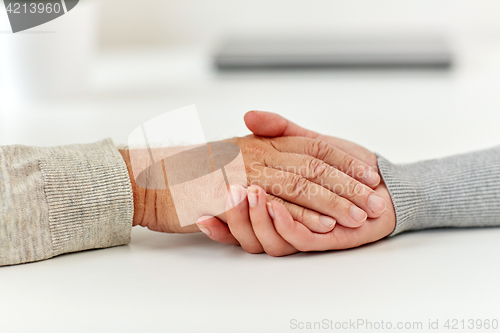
[[120, 132, 384, 234]]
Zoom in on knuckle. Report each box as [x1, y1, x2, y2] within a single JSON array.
[[244, 161, 255, 175], [304, 156, 329, 181], [268, 194, 284, 204], [295, 206, 306, 223], [265, 137, 279, 149], [241, 144, 270, 164], [244, 162, 262, 184], [307, 139, 332, 160], [294, 242, 311, 252], [287, 203, 306, 223], [266, 247, 287, 257], [342, 155, 357, 174], [284, 174, 309, 199], [326, 193, 342, 210], [243, 245, 264, 255], [241, 142, 268, 156], [345, 180, 367, 200], [346, 230, 362, 248]]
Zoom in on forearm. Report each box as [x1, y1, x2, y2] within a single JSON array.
[[378, 146, 500, 235]]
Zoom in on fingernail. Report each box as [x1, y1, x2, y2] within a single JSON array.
[[228, 185, 244, 208], [196, 215, 213, 223], [368, 193, 386, 214], [350, 205, 367, 223], [266, 202, 275, 219], [319, 215, 336, 229], [230, 185, 243, 203], [197, 224, 212, 237], [363, 168, 381, 187], [248, 186, 258, 207]]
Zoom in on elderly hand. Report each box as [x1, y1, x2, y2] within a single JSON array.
[[120, 132, 385, 234], [226, 135, 385, 229], [244, 110, 378, 169], [196, 111, 396, 255]]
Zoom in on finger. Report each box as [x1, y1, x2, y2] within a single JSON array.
[[225, 185, 264, 254], [267, 136, 380, 188], [316, 134, 379, 170], [244, 111, 320, 139], [269, 200, 347, 252], [256, 165, 367, 228], [270, 201, 390, 252], [196, 216, 240, 246], [266, 194, 336, 233], [244, 110, 377, 168], [265, 152, 386, 217], [247, 185, 298, 256]]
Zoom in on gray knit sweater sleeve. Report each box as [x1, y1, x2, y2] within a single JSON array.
[[0, 139, 134, 266], [377, 146, 500, 236]]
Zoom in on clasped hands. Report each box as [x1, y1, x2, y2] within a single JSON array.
[[122, 111, 396, 256]]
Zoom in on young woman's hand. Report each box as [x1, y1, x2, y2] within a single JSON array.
[[198, 183, 395, 256]]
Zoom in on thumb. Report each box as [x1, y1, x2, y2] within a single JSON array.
[[244, 111, 319, 139], [196, 216, 240, 246], [244, 110, 378, 169]]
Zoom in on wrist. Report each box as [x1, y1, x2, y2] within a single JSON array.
[[118, 147, 203, 234], [118, 149, 147, 227]]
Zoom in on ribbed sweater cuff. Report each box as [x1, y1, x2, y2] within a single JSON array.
[[40, 139, 134, 256], [377, 146, 500, 236]]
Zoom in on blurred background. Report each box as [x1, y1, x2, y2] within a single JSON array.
[[99, 0, 500, 47], [1, 0, 500, 163], [3, 2, 500, 332]]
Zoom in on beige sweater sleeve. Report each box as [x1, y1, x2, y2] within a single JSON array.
[[0, 139, 134, 266]]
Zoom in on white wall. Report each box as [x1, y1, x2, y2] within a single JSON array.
[[99, 0, 500, 47]]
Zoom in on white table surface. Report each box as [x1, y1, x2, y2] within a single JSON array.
[[1, 41, 500, 333]]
